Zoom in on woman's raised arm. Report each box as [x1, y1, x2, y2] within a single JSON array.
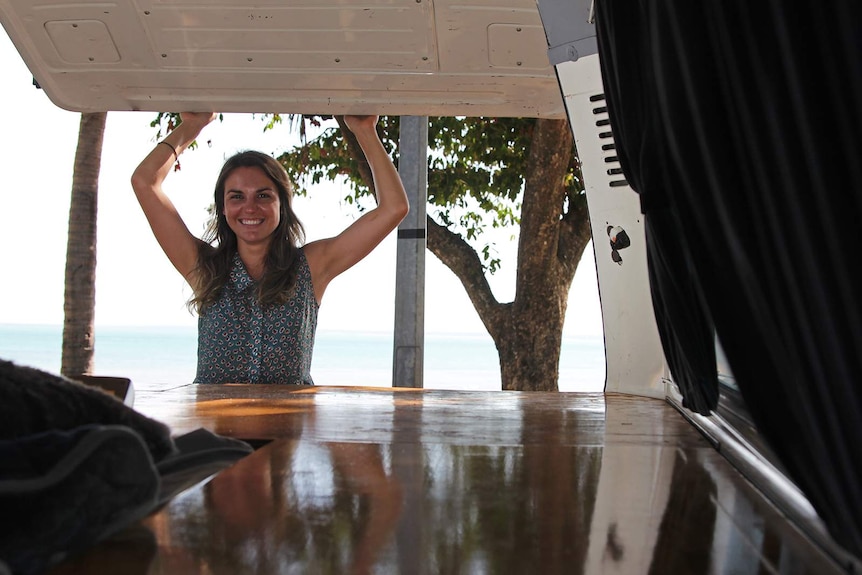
[[130, 112, 217, 283], [304, 115, 410, 303]]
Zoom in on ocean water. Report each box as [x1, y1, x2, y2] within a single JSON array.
[[0, 324, 605, 392]]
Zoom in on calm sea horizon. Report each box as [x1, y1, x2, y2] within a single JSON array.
[[0, 323, 605, 393]]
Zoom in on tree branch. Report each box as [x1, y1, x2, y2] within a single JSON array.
[[426, 215, 508, 339], [557, 193, 593, 280], [516, 119, 574, 289]]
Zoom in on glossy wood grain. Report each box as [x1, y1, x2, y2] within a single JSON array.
[[50, 387, 844, 574]]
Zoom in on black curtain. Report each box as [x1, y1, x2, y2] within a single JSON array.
[[595, 0, 862, 558], [595, 1, 718, 415]]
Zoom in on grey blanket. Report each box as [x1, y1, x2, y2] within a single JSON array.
[[0, 360, 252, 575]]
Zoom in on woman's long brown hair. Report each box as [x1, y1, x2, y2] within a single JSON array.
[[189, 151, 306, 312]]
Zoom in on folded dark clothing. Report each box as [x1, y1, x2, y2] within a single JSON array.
[[156, 427, 254, 506], [0, 360, 175, 462], [0, 425, 160, 575], [0, 360, 254, 574]]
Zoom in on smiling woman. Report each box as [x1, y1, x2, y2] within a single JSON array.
[[187, 151, 317, 386], [130, 113, 409, 385], [194, 151, 307, 307], [221, 163, 287, 259]]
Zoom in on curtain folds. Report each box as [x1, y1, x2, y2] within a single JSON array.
[[595, 0, 719, 415], [595, 0, 862, 557]]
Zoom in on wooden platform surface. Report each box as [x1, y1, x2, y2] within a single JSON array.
[[50, 385, 844, 574]]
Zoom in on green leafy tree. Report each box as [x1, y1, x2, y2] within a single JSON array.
[[61, 112, 107, 378], [279, 116, 590, 392]]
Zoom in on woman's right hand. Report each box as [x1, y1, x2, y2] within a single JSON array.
[[180, 112, 218, 131]]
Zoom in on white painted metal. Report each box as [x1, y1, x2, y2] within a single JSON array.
[[556, 55, 666, 397], [0, 0, 565, 117]]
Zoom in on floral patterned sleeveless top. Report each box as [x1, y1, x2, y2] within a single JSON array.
[[195, 249, 318, 385]]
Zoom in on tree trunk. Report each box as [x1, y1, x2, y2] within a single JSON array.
[[427, 118, 592, 391], [61, 112, 107, 378], [496, 291, 569, 392]]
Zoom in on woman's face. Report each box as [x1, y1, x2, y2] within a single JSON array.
[[222, 166, 282, 248]]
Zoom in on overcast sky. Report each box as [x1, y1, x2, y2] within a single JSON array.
[[0, 31, 603, 338]]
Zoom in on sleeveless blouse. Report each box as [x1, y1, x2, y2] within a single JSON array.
[[194, 249, 318, 385]]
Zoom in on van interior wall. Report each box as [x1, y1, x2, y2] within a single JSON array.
[[595, 0, 862, 561]]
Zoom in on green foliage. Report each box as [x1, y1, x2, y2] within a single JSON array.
[[276, 115, 583, 274], [277, 115, 393, 202], [149, 112, 224, 151]]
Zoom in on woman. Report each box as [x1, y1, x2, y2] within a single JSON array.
[[131, 113, 409, 384]]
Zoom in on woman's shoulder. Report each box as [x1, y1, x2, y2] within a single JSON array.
[[300, 239, 329, 266]]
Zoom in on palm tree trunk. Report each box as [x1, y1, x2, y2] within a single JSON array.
[[61, 112, 107, 378]]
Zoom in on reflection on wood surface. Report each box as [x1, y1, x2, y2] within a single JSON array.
[[50, 387, 843, 574]]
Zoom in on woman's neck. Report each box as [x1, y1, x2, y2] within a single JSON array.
[[237, 243, 268, 280]]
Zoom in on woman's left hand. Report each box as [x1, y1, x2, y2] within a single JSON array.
[[343, 115, 379, 135]]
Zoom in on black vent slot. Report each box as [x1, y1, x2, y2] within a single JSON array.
[[590, 92, 628, 189]]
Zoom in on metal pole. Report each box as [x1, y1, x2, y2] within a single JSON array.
[[393, 116, 428, 388]]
